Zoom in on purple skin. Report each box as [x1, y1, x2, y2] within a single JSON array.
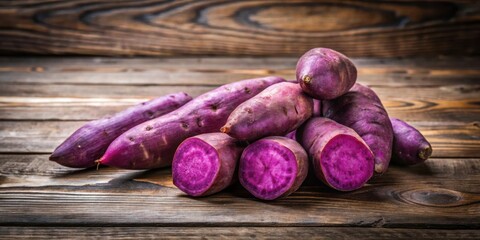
[[285, 130, 297, 141], [239, 136, 308, 200], [99, 76, 285, 170], [49, 92, 192, 168], [172, 133, 244, 197], [313, 99, 322, 117], [390, 118, 432, 165], [296, 48, 357, 100], [350, 83, 382, 104], [297, 118, 374, 191], [322, 84, 393, 174], [221, 82, 313, 141]]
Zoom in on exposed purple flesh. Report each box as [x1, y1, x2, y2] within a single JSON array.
[[173, 133, 244, 197], [322, 83, 393, 174], [49, 92, 192, 168], [298, 117, 374, 191], [239, 136, 308, 200]]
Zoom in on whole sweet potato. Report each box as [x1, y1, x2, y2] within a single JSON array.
[[173, 133, 244, 197], [322, 83, 393, 174], [99, 76, 285, 169], [239, 136, 308, 200], [391, 118, 432, 165], [221, 82, 313, 141], [298, 117, 374, 191], [49, 92, 192, 168], [296, 48, 357, 100]]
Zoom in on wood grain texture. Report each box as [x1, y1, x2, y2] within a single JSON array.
[[0, 57, 479, 233], [1, 227, 479, 240], [1, 57, 479, 86], [0, 156, 479, 227], [0, 1, 479, 57]]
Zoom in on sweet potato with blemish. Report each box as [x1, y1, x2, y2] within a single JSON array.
[[296, 48, 357, 100], [49, 92, 192, 168], [390, 118, 432, 165], [297, 117, 374, 191], [239, 136, 308, 200], [99, 76, 285, 169], [173, 133, 244, 197], [221, 82, 313, 141], [322, 83, 393, 174]]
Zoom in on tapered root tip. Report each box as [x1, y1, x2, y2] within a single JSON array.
[[419, 145, 433, 160], [49, 152, 59, 162], [95, 159, 103, 171], [220, 126, 230, 133]]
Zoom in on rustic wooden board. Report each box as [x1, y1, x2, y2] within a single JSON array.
[[0, 156, 479, 227], [0, 1, 479, 57], [1, 226, 479, 239], [1, 57, 479, 86], [0, 57, 479, 237]]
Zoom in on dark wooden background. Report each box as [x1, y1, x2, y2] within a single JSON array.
[[0, 0, 479, 57]]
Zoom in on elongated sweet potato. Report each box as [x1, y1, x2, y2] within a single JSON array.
[[221, 82, 313, 141], [298, 117, 374, 191], [390, 118, 432, 165], [239, 136, 308, 200], [49, 92, 192, 168], [172, 133, 244, 197], [296, 48, 357, 100], [99, 76, 285, 169], [322, 83, 393, 174]]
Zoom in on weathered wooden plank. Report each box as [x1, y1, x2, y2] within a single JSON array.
[[0, 1, 478, 57], [1, 98, 478, 122], [0, 57, 478, 86], [1, 121, 478, 157], [0, 226, 479, 239], [1, 83, 478, 101], [0, 156, 479, 227]]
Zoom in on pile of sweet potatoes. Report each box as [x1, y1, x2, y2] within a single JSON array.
[[51, 48, 432, 200]]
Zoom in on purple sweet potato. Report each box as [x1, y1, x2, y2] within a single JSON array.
[[313, 99, 322, 117], [350, 82, 382, 104], [390, 118, 432, 165], [296, 48, 357, 100], [99, 76, 285, 169], [172, 133, 244, 197], [221, 82, 313, 141], [322, 83, 393, 174], [49, 92, 192, 168], [239, 136, 308, 200], [297, 117, 374, 191], [285, 130, 297, 141]]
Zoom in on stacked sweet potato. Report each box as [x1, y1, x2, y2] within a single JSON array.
[[50, 48, 432, 200]]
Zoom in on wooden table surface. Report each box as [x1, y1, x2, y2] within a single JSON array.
[[0, 57, 479, 239]]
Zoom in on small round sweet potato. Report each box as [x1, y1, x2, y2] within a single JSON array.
[[296, 48, 357, 100]]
